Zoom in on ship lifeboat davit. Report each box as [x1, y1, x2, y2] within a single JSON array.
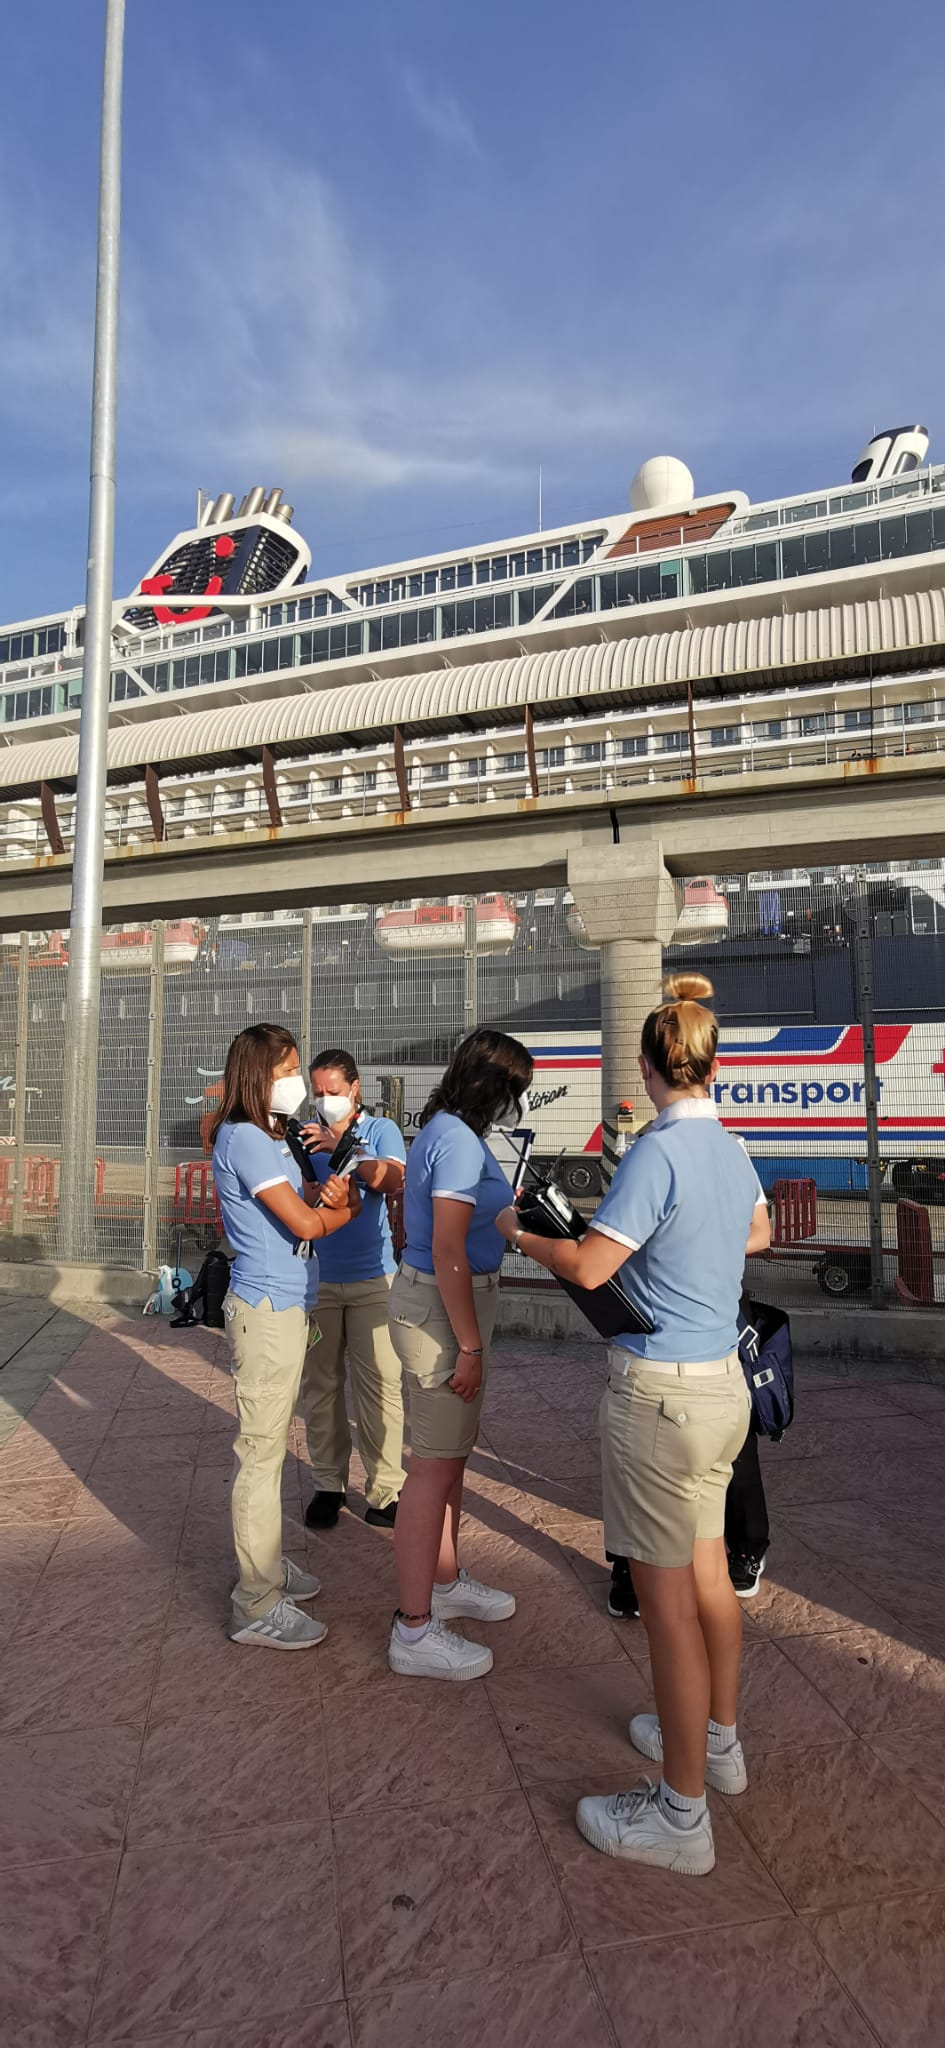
[[98, 920, 203, 973], [375, 895, 519, 957], [566, 880, 728, 950]]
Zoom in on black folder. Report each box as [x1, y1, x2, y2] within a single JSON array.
[[511, 1148, 655, 1342]]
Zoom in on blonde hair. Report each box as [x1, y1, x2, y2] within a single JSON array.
[[641, 973, 718, 1089]]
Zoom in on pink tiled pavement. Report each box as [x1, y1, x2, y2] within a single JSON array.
[[0, 1304, 944, 2045]]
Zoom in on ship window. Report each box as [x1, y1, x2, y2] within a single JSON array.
[[907, 508, 933, 552], [563, 540, 580, 567], [466, 756, 488, 777], [579, 740, 604, 761], [753, 718, 783, 740], [418, 607, 436, 642], [881, 515, 908, 559], [391, 578, 406, 603], [782, 536, 805, 578], [491, 555, 508, 581], [526, 549, 543, 574], [844, 708, 871, 731], [851, 459, 872, 483], [424, 571, 438, 594], [538, 744, 566, 766], [409, 575, 422, 598], [509, 553, 525, 578], [904, 700, 929, 723], [440, 565, 456, 591], [828, 526, 856, 570], [545, 544, 562, 571], [502, 751, 526, 772], [710, 725, 739, 747], [705, 552, 731, 592], [598, 572, 617, 610], [474, 597, 494, 632], [368, 619, 382, 653], [314, 593, 332, 617], [621, 735, 648, 756], [801, 713, 829, 735], [425, 761, 449, 781], [854, 522, 880, 564], [381, 615, 400, 650], [661, 730, 688, 751], [457, 561, 473, 588]]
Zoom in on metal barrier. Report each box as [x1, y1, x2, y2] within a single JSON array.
[[771, 1179, 818, 1247], [895, 1200, 935, 1306]]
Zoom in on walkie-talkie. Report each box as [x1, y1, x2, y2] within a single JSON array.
[[285, 1117, 363, 1194]]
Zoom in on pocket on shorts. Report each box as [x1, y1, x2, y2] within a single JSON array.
[[391, 1299, 457, 1387], [654, 1388, 742, 1485]]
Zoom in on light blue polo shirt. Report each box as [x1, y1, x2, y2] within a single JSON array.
[[310, 1111, 406, 1283], [590, 1100, 766, 1361], [213, 1120, 318, 1313], [402, 1110, 514, 1276]]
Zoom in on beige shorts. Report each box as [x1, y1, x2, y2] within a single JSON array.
[[600, 1350, 751, 1568], [388, 1263, 500, 1460]]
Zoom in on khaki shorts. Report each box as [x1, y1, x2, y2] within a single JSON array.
[[600, 1350, 751, 1568], [388, 1263, 500, 1460]]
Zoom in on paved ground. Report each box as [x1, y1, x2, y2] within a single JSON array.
[[1, 1299, 945, 2046]]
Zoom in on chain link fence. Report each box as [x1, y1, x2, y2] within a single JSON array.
[[0, 864, 942, 1309]]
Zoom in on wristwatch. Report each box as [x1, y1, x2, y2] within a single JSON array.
[[510, 1227, 524, 1253]]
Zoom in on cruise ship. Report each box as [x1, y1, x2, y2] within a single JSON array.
[[0, 430, 943, 1208]]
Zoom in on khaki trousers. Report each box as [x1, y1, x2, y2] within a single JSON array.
[[225, 1291, 309, 1621], [298, 1274, 406, 1510]]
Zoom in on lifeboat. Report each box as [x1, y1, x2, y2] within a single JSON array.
[[375, 895, 519, 957], [7, 921, 204, 973], [673, 880, 729, 945], [567, 880, 728, 951]]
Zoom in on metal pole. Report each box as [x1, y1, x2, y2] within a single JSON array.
[[11, 935, 31, 1238], [853, 878, 885, 1308], [300, 909, 313, 1062], [142, 921, 165, 1273], [59, 0, 125, 1263], [463, 897, 478, 1037]]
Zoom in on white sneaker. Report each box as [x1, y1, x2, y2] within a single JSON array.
[[576, 1778, 715, 1876], [228, 1597, 328, 1651], [388, 1616, 494, 1681], [281, 1558, 321, 1603], [629, 1713, 748, 1796], [431, 1569, 516, 1622]]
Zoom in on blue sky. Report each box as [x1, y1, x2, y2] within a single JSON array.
[[1, 0, 944, 620]]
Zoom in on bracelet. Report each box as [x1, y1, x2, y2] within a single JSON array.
[[511, 1228, 524, 1252], [458, 1345, 482, 1355]]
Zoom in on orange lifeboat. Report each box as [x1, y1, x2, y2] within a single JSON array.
[[375, 895, 519, 957]]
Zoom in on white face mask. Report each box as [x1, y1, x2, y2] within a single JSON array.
[[492, 1090, 530, 1132], [313, 1091, 356, 1126], [270, 1073, 308, 1120]]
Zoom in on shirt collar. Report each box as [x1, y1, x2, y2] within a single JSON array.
[[649, 1096, 719, 1132]]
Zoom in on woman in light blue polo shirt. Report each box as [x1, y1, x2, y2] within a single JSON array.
[[387, 1028, 533, 1683], [211, 1024, 361, 1652], [496, 975, 771, 1878], [299, 1048, 407, 1531]]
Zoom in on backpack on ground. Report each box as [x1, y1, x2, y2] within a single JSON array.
[[171, 1248, 232, 1330], [737, 1297, 794, 1442]]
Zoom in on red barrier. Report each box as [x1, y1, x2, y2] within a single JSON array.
[[771, 1178, 817, 1247], [175, 1160, 222, 1230], [895, 1199, 935, 1306]]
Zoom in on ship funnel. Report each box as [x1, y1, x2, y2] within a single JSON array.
[[236, 493, 251, 517], [209, 491, 234, 524], [275, 503, 294, 524], [243, 486, 266, 517], [197, 492, 216, 528], [263, 487, 284, 515], [851, 425, 929, 486]]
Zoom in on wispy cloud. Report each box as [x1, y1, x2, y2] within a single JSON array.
[[401, 63, 480, 156]]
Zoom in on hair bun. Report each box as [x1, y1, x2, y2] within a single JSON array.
[[662, 972, 714, 1004]]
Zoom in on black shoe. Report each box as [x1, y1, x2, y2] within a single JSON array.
[[729, 1552, 766, 1599], [304, 1490, 346, 1530], [365, 1499, 398, 1528], [607, 1563, 639, 1620]]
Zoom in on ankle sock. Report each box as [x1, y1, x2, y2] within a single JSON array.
[[708, 1718, 737, 1751], [435, 1578, 458, 1593], [658, 1780, 707, 1830], [395, 1618, 430, 1643]]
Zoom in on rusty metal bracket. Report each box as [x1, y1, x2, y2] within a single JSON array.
[[40, 782, 65, 855], [262, 746, 283, 827]]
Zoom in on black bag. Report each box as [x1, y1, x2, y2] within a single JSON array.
[[737, 1297, 794, 1442], [171, 1248, 232, 1330]]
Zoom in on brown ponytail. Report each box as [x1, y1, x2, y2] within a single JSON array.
[[641, 973, 718, 1089]]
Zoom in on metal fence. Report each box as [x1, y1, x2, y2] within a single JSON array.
[[0, 863, 942, 1310]]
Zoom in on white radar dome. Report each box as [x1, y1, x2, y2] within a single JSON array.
[[630, 456, 695, 511]]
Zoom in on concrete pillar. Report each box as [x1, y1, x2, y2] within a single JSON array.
[[568, 846, 682, 1172]]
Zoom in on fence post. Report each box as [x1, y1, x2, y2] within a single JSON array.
[[463, 898, 478, 1035], [11, 933, 30, 1238], [142, 920, 165, 1273], [853, 879, 885, 1309], [300, 908, 313, 1062]]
